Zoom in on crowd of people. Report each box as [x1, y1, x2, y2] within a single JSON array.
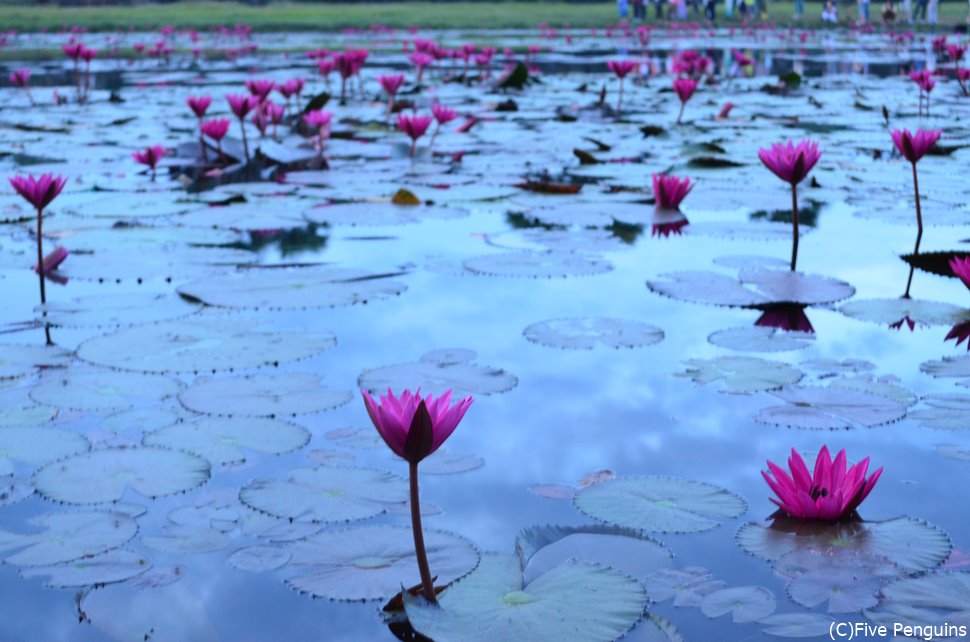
[[616, 0, 969, 24]]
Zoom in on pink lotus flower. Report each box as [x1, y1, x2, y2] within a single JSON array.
[[277, 78, 303, 100], [652, 173, 693, 210], [607, 60, 637, 79], [891, 128, 941, 164], [909, 70, 936, 115], [361, 388, 473, 464], [245, 78, 274, 101], [361, 387, 472, 604], [949, 256, 970, 290], [317, 58, 336, 78], [409, 52, 434, 82], [201, 118, 231, 142], [758, 140, 821, 271], [187, 95, 212, 118], [227, 93, 258, 119], [763, 446, 882, 521], [379, 74, 405, 97], [732, 49, 754, 66], [947, 44, 967, 62], [62, 43, 83, 62], [755, 304, 814, 333], [303, 109, 333, 131], [672, 78, 698, 124], [132, 145, 167, 172], [9, 173, 67, 212], [945, 321, 970, 350], [34, 246, 68, 275], [758, 139, 821, 186], [79, 46, 96, 63], [431, 104, 457, 125], [397, 114, 434, 157], [9, 68, 29, 88]]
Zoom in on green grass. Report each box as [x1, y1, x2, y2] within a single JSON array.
[[0, 0, 965, 32]]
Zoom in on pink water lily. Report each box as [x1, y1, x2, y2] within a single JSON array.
[[361, 388, 473, 604], [397, 114, 434, 158], [245, 78, 275, 102], [891, 128, 941, 164], [379, 74, 405, 120], [763, 446, 882, 521], [201, 118, 231, 162], [652, 173, 693, 210], [132, 145, 167, 180], [672, 78, 697, 124], [227, 94, 258, 162], [755, 303, 814, 333], [9, 68, 33, 105], [607, 60, 637, 113], [187, 95, 212, 118], [949, 256, 970, 290], [758, 140, 821, 271], [909, 70, 936, 115], [362, 388, 473, 464], [10, 173, 67, 345]]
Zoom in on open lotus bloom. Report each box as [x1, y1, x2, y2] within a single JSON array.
[[763, 446, 882, 521], [757, 139, 821, 186], [607, 60, 637, 79], [361, 388, 473, 464], [9, 173, 67, 212], [378, 74, 405, 96], [201, 118, 231, 141], [891, 128, 941, 164], [187, 95, 212, 118], [132, 145, 167, 170], [397, 114, 434, 142], [949, 256, 970, 289], [672, 77, 697, 103]]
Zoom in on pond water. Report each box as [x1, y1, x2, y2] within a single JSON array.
[[1, 23, 969, 642]]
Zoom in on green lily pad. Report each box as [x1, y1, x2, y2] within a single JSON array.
[[865, 572, 970, 631], [699, 586, 777, 623], [0, 344, 73, 380], [575, 476, 747, 533], [404, 554, 647, 642]]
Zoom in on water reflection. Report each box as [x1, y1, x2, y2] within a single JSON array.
[[755, 303, 815, 334]]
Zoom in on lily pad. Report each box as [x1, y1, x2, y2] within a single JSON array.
[[840, 298, 970, 327], [754, 385, 908, 429], [0, 510, 138, 566], [77, 319, 337, 373], [921, 355, 970, 380], [143, 417, 310, 466], [178, 373, 352, 417], [177, 265, 407, 309], [463, 251, 612, 279], [708, 326, 815, 353], [643, 567, 727, 606], [404, 554, 647, 642], [0, 344, 73, 380], [0, 427, 89, 475], [20, 548, 151, 587], [523, 317, 664, 350], [37, 292, 203, 328], [421, 449, 485, 475], [909, 394, 970, 431], [759, 613, 836, 638], [699, 586, 777, 623], [648, 269, 855, 308], [359, 349, 517, 397], [228, 545, 291, 572], [240, 465, 407, 523], [865, 572, 970, 631], [286, 525, 479, 601], [575, 476, 747, 533], [677, 356, 802, 394], [34, 447, 211, 504], [29, 369, 181, 411]]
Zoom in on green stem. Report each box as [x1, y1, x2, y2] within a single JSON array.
[[790, 182, 799, 272], [904, 162, 922, 298], [409, 461, 436, 602], [36, 207, 51, 345]]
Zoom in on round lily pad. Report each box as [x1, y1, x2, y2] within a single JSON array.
[[708, 326, 815, 353], [643, 567, 726, 606], [699, 586, 777, 623], [240, 465, 407, 523], [575, 476, 747, 533], [404, 554, 648, 642], [0, 510, 138, 566], [909, 394, 970, 431], [37, 292, 203, 328], [19, 548, 151, 587], [304, 202, 468, 226], [141, 523, 229, 555], [463, 251, 613, 279], [865, 572, 970, 631], [0, 344, 73, 380], [754, 385, 908, 429], [677, 356, 802, 394], [34, 447, 211, 504], [840, 298, 970, 327], [648, 269, 855, 308], [286, 524, 479, 601], [523, 317, 664, 350], [759, 613, 836, 638], [228, 545, 291, 572], [177, 266, 407, 309], [143, 417, 310, 466], [921, 355, 970, 380], [421, 449, 485, 475], [359, 349, 517, 397], [0, 427, 89, 474], [178, 373, 352, 417], [77, 320, 337, 373], [29, 369, 181, 411]]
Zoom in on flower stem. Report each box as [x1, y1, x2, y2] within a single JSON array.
[[904, 162, 923, 298], [239, 117, 250, 163], [790, 182, 799, 272], [408, 461, 436, 602], [35, 206, 51, 345], [676, 101, 685, 124], [617, 79, 624, 115]]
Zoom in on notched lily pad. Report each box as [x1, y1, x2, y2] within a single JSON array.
[[359, 349, 517, 397], [648, 269, 854, 308], [523, 317, 663, 350], [143, 417, 310, 466], [754, 385, 908, 429], [464, 251, 612, 279], [179, 372, 352, 417], [677, 356, 802, 394], [700, 586, 777, 623]]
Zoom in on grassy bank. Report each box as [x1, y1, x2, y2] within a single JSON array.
[[0, 1, 966, 31]]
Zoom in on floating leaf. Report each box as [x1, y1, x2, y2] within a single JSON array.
[[359, 349, 517, 397], [754, 385, 908, 429], [699, 586, 777, 623], [34, 447, 210, 504], [404, 554, 647, 642], [643, 567, 726, 606], [840, 298, 970, 327], [921, 355, 970, 380], [0, 478, 34, 505], [421, 449, 485, 475], [142, 523, 229, 555], [708, 326, 815, 353], [575, 476, 747, 533], [677, 356, 802, 394], [527, 484, 577, 500], [0, 344, 73, 380], [78, 320, 336, 373], [143, 417, 310, 466], [304, 202, 466, 226], [228, 545, 291, 572], [37, 292, 203, 328], [865, 572, 970, 630], [0, 510, 137, 566], [240, 465, 407, 523], [759, 613, 836, 638], [909, 394, 970, 431], [286, 525, 479, 601], [648, 269, 854, 308], [0, 427, 89, 473], [20, 548, 150, 587], [30, 369, 180, 411], [523, 317, 664, 350], [178, 372, 352, 417], [786, 566, 881, 613], [177, 266, 407, 309], [464, 251, 612, 279]]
